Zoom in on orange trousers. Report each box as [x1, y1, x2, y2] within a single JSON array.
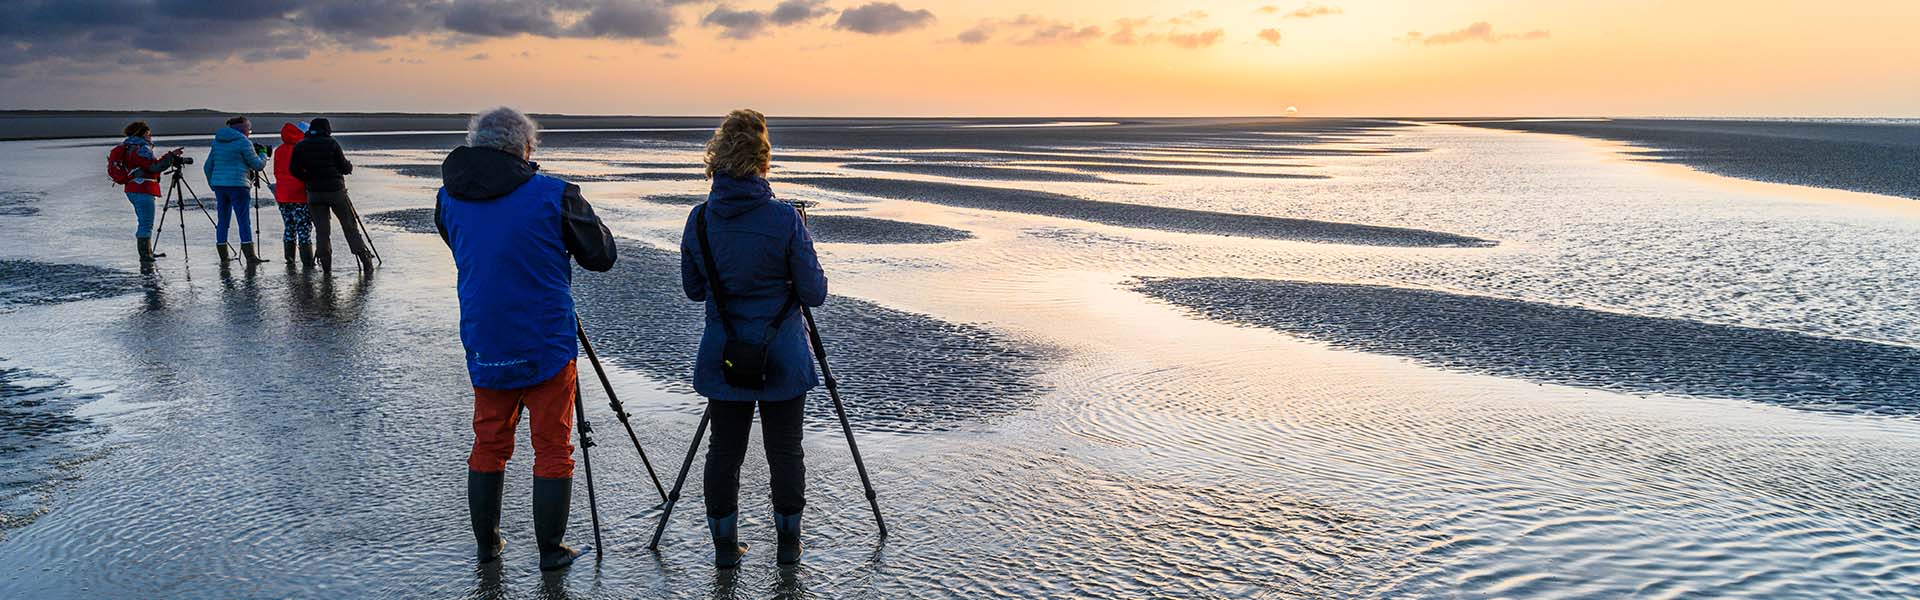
[[468, 360, 577, 479]]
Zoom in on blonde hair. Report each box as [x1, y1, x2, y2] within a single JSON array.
[[704, 109, 770, 179]]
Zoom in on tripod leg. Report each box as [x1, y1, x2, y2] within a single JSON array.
[[650, 408, 710, 550], [351, 205, 381, 265], [573, 371, 605, 562], [801, 306, 888, 539], [576, 318, 669, 504]]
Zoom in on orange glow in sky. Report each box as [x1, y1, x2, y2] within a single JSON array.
[[2, 0, 1916, 116]]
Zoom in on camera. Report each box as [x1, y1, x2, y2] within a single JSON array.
[[175, 155, 195, 166]]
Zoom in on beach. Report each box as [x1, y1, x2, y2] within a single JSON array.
[[2, 117, 1918, 598]]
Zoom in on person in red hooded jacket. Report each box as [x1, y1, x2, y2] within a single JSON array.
[[272, 122, 315, 266]]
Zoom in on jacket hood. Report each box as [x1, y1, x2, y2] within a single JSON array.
[[707, 174, 774, 218], [308, 118, 333, 137], [214, 126, 248, 143], [442, 146, 539, 200], [122, 136, 150, 147], [279, 122, 305, 145]]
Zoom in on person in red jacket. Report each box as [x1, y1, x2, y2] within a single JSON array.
[[273, 122, 315, 266], [114, 121, 185, 263]]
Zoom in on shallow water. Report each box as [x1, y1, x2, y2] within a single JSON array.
[[1, 119, 1917, 598]]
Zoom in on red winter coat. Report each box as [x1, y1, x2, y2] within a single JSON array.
[[272, 123, 308, 204], [118, 137, 168, 196]]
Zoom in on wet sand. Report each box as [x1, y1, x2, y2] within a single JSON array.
[[1136, 277, 1920, 415], [1451, 118, 1920, 200], [3, 117, 1918, 598], [781, 176, 1497, 247]]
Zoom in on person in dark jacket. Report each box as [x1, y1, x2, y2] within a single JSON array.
[[435, 106, 616, 572], [289, 117, 372, 275], [203, 116, 270, 264], [115, 121, 185, 262], [680, 109, 828, 569]]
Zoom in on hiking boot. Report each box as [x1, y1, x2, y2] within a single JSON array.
[[532, 477, 585, 571], [240, 242, 270, 265], [283, 240, 296, 262], [774, 510, 803, 565], [709, 513, 749, 569], [469, 471, 506, 563], [298, 243, 314, 268]]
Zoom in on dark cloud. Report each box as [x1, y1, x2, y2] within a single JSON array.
[[833, 2, 934, 35], [702, 5, 768, 40], [0, 0, 686, 75], [444, 0, 560, 37], [570, 0, 678, 42], [769, 0, 830, 25], [1257, 28, 1281, 46], [1399, 21, 1549, 46]]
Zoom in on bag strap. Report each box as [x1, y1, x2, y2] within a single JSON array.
[[695, 204, 800, 344]]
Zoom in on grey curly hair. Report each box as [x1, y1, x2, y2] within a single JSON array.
[[466, 106, 540, 156]]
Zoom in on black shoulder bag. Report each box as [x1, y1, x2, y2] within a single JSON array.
[[695, 205, 797, 390]]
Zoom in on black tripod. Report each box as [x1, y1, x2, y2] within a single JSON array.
[[152, 164, 223, 279], [577, 317, 670, 505], [648, 200, 887, 551]]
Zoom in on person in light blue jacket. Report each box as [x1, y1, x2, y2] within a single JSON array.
[[203, 116, 269, 264]]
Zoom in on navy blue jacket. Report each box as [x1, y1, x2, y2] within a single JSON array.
[[435, 146, 617, 389], [681, 175, 828, 402]]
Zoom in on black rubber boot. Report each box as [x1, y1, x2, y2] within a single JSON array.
[[283, 240, 296, 262], [774, 510, 803, 565], [240, 242, 270, 264], [709, 513, 749, 569], [357, 252, 375, 277], [532, 477, 584, 571], [136, 238, 157, 263], [298, 243, 314, 268], [318, 251, 331, 273], [216, 244, 233, 263], [469, 471, 506, 563]]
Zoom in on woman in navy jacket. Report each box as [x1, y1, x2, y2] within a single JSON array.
[[680, 109, 827, 569]]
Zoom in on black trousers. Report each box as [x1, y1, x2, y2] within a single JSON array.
[[306, 189, 368, 262], [704, 396, 806, 518]]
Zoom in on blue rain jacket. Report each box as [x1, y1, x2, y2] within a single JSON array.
[[203, 126, 265, 188]]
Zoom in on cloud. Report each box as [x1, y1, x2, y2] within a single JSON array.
[[569, 0, 679, 43], [0, 0, 688, 76], [1257, 28, 1281, 46], [1399, 21, 1549, 46], [444, 0, 561, 37], [1256, 5, 1280, 15], [1284, 5, 1341, 19], [834, 2, 935, 35], [697, 0, 828, 40], [1106, 15, 1222, 49], [769, 0, 831, 25], [467, 52, 491, 60], [702, 5, 769, 40], [954, 15, 1101, 46], [1160, 29, 1223, 49]]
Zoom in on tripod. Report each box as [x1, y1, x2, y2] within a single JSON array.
[[648, 200, 887, 551], [249, 169, 271, 256], [152, 164, 223, 279]]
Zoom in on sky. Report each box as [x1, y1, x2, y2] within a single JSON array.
[[0, 0, 1915, 117]]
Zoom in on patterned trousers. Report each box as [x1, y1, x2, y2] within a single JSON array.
[[278, 203, 312, 244]]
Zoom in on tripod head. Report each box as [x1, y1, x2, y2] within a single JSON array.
[[781, 199, 818, 222]]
